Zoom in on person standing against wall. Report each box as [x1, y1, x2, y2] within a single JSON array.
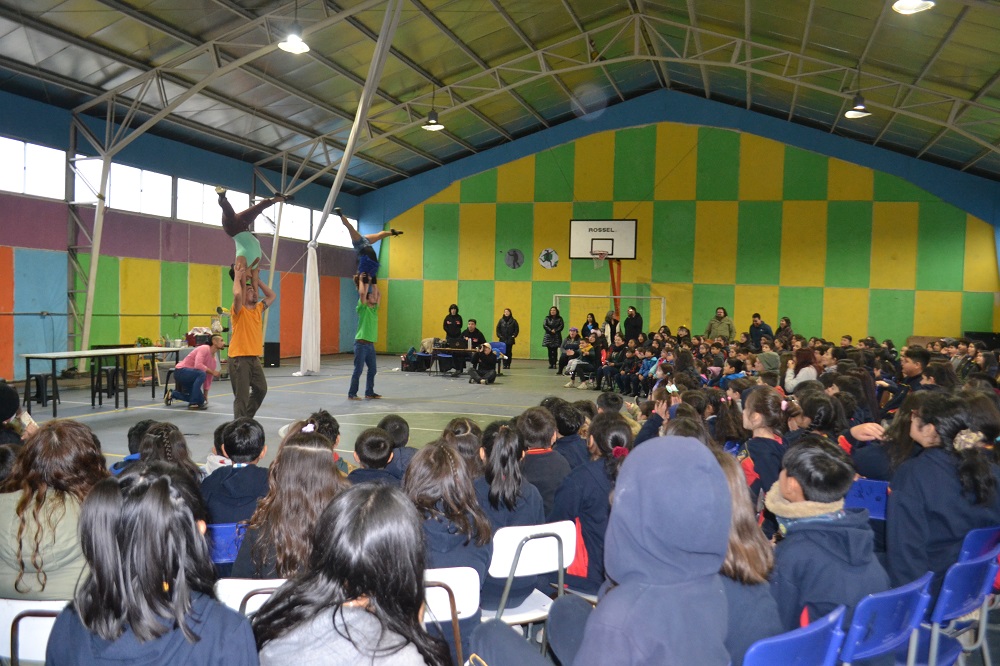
[[229, 265, 276, 419], [495, 308, 519, 369], [349, 272, 382, 401]]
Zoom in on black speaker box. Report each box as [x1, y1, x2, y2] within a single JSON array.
[[263, 342, 280, 367]]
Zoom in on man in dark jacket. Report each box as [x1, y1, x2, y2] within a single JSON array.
[[748, 313, 773, 351], [468, 344, 499, 385], [622, 306, 643, 343]]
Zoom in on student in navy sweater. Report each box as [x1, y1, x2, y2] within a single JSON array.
[[200, 418, 269, 524], [550, 400, 589, 469], [404, 440, 492, 664], [738, 387, 787, 537], [766, 436, 889, 630], [887, 392, 1000, 596], [109, 419, 155, 476], [46, 463, 257, 665], [517, 406, 571, 515], [549, 412, 631, 594], [378, 414, 419, 480], [347, 427, 400, 487]]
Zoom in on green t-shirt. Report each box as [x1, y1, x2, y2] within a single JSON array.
[[356, 299, 378, 342]]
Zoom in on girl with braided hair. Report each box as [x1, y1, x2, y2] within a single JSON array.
[[138, 422, 203, 481]]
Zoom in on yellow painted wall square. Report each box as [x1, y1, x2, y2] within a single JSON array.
[[822, 288, 869, 342], [913, 291, 962, 337], [387, 206, 424, 279], [964, 214, 1000, 293], [739, 134, 784, 201], [780, 201, 827, 287], [870, 203, 917, 290], [458, 204, 496, 280], [497, 156, 536, 203], [734, 285, 779, 332], [421, 280, 459, 341], [827, 158, 874, 201], [654, 123, 698, 201], [574, 132, 615, 202], [693, 201, 738, 284], [533, 203, 573, 281]]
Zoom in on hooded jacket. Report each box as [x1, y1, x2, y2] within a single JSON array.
[[766, 485, 889, 630], [46, 592, 257, 665], [549, 459, 613, 594], [443, 306, 463, 340], [573, 437, 731, 666], [199, 465, 269, 524], [552, 433, 589, 470]]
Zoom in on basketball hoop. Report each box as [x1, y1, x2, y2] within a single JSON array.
[[591, 250, 608, 269]]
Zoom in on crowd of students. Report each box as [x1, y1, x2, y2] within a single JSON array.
[[0, 314, 999, 664]]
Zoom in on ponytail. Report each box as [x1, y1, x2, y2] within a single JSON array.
[[922, 394, 998, 505], [484, 425, 525, 511], [705, 388, 748, 446], [588, 413, 633, 484]]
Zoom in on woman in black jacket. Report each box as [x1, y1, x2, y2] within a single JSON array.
[[495, 308, 519, 369], [443, 304, 463, 346], [542, 306, 564, 369]]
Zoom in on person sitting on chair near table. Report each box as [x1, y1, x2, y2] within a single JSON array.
[[167, 335, 226, 410]]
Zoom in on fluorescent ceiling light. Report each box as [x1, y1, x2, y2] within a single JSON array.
[[844, 93, 871, 119], [892, 0, 935, 14], [422, 109, 445, 131]]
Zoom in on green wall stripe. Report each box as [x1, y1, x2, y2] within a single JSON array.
[[613, 126, 657, 201], [874, 172, 938, 202], [652, 201, 696, 283], [825, 201, 872, 288], [736, 202, 782, 285], [692, 284, 736, 336], [916, 202, 966, 291], [778, 287, 823, 340], [619, 282, 653, 331], [494, 203, 535, 282], [458, 281, 496, 339], [386, 279, 423, 353], [460, 169, 497, 203], [160, 261, 189, 340], [423, 204, 460, 280], [783, 147, 828, 200], [531, 281, 570, 360], [868, 290, 915, 344], [695, 128, 740, 200], [76, 254, 120, 346], [962, 292, 995, 334], [534, 143, 575, 202]]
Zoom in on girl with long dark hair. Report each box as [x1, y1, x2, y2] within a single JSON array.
[[47, 462, 256, 664], [783, 348, 822, 394], [139, 422, 203, 481], [542, 306, 565, 369], [581, 312, 599, 339], [233, 426, 349, 578], [253, 484, 450, 665], [0, 420, 108, 600]]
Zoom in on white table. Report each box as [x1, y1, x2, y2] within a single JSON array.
[[22, 346, 182, 418]]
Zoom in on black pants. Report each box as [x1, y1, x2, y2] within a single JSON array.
[[499, 339, 514, 368], [469, 368, 497, 384], [547, 346, 558, 367]]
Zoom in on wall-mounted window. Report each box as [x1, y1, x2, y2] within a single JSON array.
[[0, 138, 66, 200], [0, 137, 26, 194], [316, 210, 354, 248]]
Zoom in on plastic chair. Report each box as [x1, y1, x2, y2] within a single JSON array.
[[489, 342, 507, 375], [206, 522, 247, 565], [425, 567, 481, 665], [843, 478, 889, 520], [743, 605, 846, 666], [0, 597, 68, 665], [894, 547, 1000, 666], [958, 525, 1000, 562], [838, 572, 932, 665], [215, 578, 286, 615]]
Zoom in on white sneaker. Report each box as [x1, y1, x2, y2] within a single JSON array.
[[564, 379, 576, 388], [577, 380, 592, 390]]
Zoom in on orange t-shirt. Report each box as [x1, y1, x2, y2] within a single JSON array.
[[229, 301, 264, 358]]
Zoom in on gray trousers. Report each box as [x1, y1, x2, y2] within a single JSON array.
[[229, 355, 267, 419]]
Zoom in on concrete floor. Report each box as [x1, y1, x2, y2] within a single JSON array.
[[25, 354, 571, 466]]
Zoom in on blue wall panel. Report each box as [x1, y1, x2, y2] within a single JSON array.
[[339, 277, 360, 352], [13, 249, 68, 380]]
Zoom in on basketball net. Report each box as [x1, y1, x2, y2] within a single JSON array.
[[591, 251, 623, 318]]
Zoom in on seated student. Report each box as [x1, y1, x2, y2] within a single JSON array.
[[567, 436, 732, 665], [110, 419, 156, 475], [516, 406, 571, 515], [378, 414, 419, 480], [597, 391, 641, 437], [252, 484, 450, 666], [303, 409, 349, 474], [549, 412, 631, 594], [719, 358, 746, 391], [200, 418, 269, 524], [46, 462, 257, 666], [887, 393, 1000, 595], [233, 423, 349, 579], [205, 421, 233, 475], [403, 441, 492, 664], [615, 347, 642, 396], [348, 427, 400, 487], [550, 401, 589, 470], [138, 422, 204, 481], [766, 436, 889, 630], [468, 343, 499, 385]]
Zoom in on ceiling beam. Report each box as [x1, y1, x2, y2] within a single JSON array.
[[828, 0, 891, 135], [918, 66, 1000, 158], [786, 0, 815, 121], [685, 0, 711, 98], [629, 0, 670, 92], [744, 0, 752, 109]]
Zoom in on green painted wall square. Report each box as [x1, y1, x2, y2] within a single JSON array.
[[571, 202, 616, 281], [160, 261, 189, 340], [75, 253, 120, 346], [962, 292, 995, 334], [386, 280, 424, 353], [619, 283, 654, 330], [495, 204, 535, 281], [696, 129, 740, 200], [460, 169, 498, 203], [531, 281, 570, 359], [783, 147, 828, 200], [873, 172, 938, 202], [693, 284, 735, 334], [868, 290, 915, 343], [916, 202, 966, 291], [458, 281, 496, 334], [652, 201, 696, 283], [736, 202, 782, 285], [423, 204, 460, 281], [534, 143, 575, 202], [825, 202, 872, 288], [778, 286, 823, 339], [614, 126, 657, 201]]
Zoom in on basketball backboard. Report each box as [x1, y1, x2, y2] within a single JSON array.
[[569, 219, 637, 259]]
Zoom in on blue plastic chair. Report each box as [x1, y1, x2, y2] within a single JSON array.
[[839, 572, 932, 665], [489, 341, 507, 375], [894, 547, 1000, 666], [743, 606, 846, 666], [843, 478, 889, 520], [206, 523, 247, 565], [958, 525, 1000, 562]]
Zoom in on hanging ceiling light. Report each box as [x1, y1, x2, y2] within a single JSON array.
[[278, 0, 310, 54], [892, 0, 935, 14], [844, 93, 871, 119], [422, 88, 445, 131]]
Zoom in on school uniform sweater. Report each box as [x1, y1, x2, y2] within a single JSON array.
[[521, 449, 571, 516], [46, 592, 257, 666], [553, 433, 589, 470], [887, 447, 1000, 595], [347, 467, 400, 487], [384, 446, 419, 480], [200, 465, 269, 524], [548, 460, 613, 594], [721, 577, 782, 666]]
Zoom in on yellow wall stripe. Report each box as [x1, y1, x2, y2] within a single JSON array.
[[694, 202, 739, 284], [870, 202, 918, 290], [780, 201, 827, 287]]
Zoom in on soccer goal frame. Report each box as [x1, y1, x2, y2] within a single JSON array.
[[552, 294, 667, 328]]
